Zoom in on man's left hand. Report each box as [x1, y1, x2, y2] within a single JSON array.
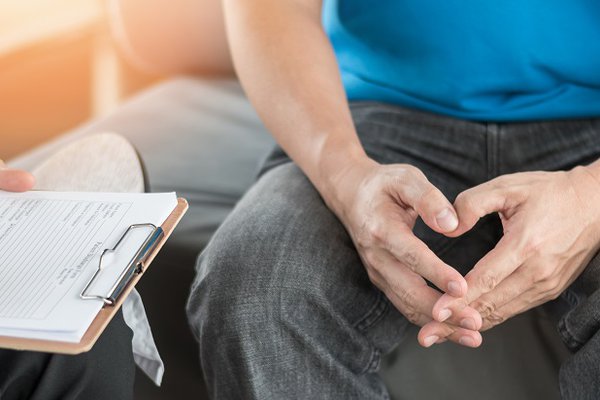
[[418, 165, 600, 346]]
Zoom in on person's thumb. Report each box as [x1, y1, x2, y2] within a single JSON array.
[[0, 159, 35, 192], [447, 183, 508, 238], [394, 167, 459, 233]]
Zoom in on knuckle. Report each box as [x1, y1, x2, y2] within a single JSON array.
[[485, 311, 506, 326], [415, 186, 442, 212], [524, 270, 538, 287], [477, 272, 500, 292], [547, 289, 561, 301], [365, 267, 376, 283], [454, 192, 481, 218], [403, 309, 421, 325], [392, 165, 426, 189], [548, 287, 562, 300], [388, 166, 412, 186], [362, 249, 381, 269], [522, 237, 544, 259], [473, 299, 498, 318], [454, 191, 467, 205], [354, 225, 370, 250], [480, 321, 493, 331], [368, 223, 388, 243], [357, 220, 386, 247], [385, 286, 421, 324], [400, 164, 423, 179], [531, 265, 553, 284], [361, 255, 386, 289], [396, 286, 418, 307], [398, 247, 420, 272], [454, 191, 474, 209], [542, 276, 562, 297], [389, 280, 405, 298]]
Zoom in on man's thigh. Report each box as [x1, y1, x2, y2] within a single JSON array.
[[189, 161, 408, 351], [188, 162, 409, 398]]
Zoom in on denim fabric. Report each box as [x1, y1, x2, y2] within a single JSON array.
[[187, 102, 600, 399]]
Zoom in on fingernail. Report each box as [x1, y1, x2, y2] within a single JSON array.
[[447, 280, 462, 296], [460, 318, 477, 330], [423, 335, 439, 347], [438, 308, 452, 322], [459, 336, 475, 347], [436, 208, 458, 232]]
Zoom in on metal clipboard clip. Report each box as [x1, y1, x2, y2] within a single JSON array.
[[80, 223, 164, 306]]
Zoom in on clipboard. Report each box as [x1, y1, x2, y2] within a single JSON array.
[[0, 197, 188, 354]]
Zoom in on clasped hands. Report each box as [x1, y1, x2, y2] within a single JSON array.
[[5, 155, 600, 348], [334, 158, 600, 348]]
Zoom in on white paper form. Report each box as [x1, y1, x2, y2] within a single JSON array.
[[0, 191, 177, 342]]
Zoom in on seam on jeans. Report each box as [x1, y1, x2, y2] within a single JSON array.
[[346, 290, 388, 377], [556, 288, 588, 350], [562, 289, 580, 308], [354, 290, 389, 333], [558, 365, 569, 400], [486, 123, 500, 180], [557, 316, 584, 351], [362, 348, 382, 375], [497, 123, 503, 176]]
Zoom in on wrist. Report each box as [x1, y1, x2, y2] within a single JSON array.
[[570, 164, 600, 246], [584, 160, 600, 183], [568, 165, 600, 218], [314, 143, 378, 218]]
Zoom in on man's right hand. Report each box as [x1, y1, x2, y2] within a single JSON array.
[[329, 158, 483, 347], [0, 159, 35, 192]]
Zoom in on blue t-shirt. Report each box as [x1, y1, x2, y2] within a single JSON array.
[[323, 1, 600, 121]]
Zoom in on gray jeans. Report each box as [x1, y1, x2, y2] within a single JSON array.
[[187, 102, 600, 399]]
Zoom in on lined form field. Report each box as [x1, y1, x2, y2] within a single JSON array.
[[0, 198, 130, 320], [0, 191, 177, 342]]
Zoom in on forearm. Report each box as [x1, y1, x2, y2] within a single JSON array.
[[223, 0, 373, 210]]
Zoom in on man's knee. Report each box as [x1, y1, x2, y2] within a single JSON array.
[[186, 163, 394, 368], [187, 163, 356, 339]]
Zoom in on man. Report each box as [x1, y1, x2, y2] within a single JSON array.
[[187, 1, 600, 399], [0, 159, 135, 399]]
